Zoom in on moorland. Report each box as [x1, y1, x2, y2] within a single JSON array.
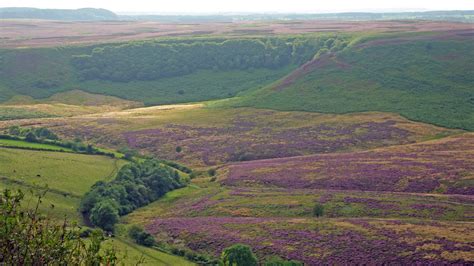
[[0, 10, 473, 265]]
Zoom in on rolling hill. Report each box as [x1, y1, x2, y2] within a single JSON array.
[[219, 31, 474, 130], [0, 7, 117, 21]]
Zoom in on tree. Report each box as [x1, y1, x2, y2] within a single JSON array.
[[313, 203, 324, 217], [90, 200, 119, 231], [221, 244, 258, 266], [25, 132, 37, 142]]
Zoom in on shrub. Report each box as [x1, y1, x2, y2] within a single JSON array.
[[221, 244, 258, 266], [313, 203, 324, 217], [128, 225, 156, 247], [208, 168, 216, 176]]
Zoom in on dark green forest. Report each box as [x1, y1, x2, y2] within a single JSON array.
[[71, 36, 347, 82]]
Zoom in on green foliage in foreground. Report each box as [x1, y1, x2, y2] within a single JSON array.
[[81, 160, 187, 230], [0, 189, 118, 265], [221, 244, 258, 266], [224, 38, 474, 130]]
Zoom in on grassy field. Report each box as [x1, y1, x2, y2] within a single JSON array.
[[221, 35, 474, 130], [0, 147, 124, 197], [0, 146, 123, 220]]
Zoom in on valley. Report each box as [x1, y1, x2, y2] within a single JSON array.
[[0, 13, 473, 265]]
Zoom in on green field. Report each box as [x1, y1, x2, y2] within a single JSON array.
[[0, 146, 122, 220], [221, 36, 474, 130], [0, 148, 124, 197]]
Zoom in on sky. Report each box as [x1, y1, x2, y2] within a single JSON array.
[[1, 0, 473, 14]]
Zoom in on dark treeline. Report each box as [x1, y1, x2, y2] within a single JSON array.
[[72, 36, 348, 82], [80, 160, 187, 231]]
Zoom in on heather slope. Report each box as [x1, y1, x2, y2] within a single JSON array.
[[0, 105, 456, 167]]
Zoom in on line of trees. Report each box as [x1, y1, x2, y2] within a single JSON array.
[[72, 36, 348, 82], [80, 160, 187, 231]]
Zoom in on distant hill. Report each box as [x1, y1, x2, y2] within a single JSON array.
[[121, 10, 474, 23], [0, 7, 118, 21]]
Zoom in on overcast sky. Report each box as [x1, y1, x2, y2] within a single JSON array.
[[1, 0, 473, 14]]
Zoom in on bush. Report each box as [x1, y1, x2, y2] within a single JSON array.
[[128, 225, 156, 247], [208, 168, 216, 176], [313, 203, 324, 217], [221, 244, 258, 266]]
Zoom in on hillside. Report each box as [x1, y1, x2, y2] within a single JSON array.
[[221, 31, 474, 130], [121, 132, 474, 264], [0, 7, 117, 21], [1, 36, 333, 104]]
